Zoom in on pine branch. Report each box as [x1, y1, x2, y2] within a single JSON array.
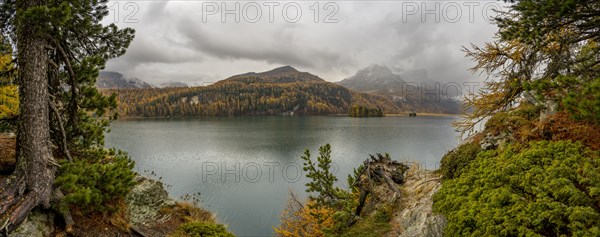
[[49, 100, 73, 162], [49, 38, 79, 135]]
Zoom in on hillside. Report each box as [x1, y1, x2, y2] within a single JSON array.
[[226, 66, 323, 83], [161, 82, 189, 88], [97, 71, 154, 89], [108, 66, 400, 117], [337, 65, 462, 114]]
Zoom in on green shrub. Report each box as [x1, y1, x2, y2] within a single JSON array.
[[55, 148, 136, 213], [173, 221, 235, 237], [484, 104, 539, 136], [336, 215, 391, 237], [439, 142, 481, 180], [434, 140, 600, 236], [562, 77, 600, 125]]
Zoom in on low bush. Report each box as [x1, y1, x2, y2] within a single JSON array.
[[439, 142, 481, 180], [55, 148, 136, 213], [171, 221, 235, 237], [484, 103, 540, 137], [434, 140, 600, 236]]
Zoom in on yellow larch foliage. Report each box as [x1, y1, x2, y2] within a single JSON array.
[[0, 84, 18, 118], [274, 199, 335, 237]]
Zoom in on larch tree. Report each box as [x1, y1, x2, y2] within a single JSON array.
[[0, 0, 134, 233], [456, 0, 600, 135]]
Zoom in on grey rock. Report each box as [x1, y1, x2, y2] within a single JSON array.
[[388, 167, 447, 237], [539, 99, 557, 122], [125, 175, 176, 226], [480, 131, 512, 150], [9, 210, 54, 237]]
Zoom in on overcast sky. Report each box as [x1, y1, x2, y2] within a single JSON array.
[[103, 1, 504, 86]]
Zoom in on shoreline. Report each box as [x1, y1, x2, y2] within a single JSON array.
[[384, 113, 462, 117], [115, 113, 462, 120]]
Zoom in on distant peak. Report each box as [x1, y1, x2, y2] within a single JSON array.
[[364, 64, 392, 73], [268, 66, 299, 74], [355, 64, 394, 78]]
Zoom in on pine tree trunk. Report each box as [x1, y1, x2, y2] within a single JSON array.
[[0, 0, 56, 233], [15, 0, 55, 204]]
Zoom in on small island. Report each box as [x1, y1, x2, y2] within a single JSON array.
[[348, 105, 384, 117]]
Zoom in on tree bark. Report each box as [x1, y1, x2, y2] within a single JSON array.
[[15, 0, 55, 204], [0, 0, 56, 233]]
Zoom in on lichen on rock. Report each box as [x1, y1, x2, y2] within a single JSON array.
[[8, 209, 54, 237], [125, 175, 176, 226]]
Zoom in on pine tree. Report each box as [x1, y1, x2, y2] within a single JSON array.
[[0, 0, 134, 232]]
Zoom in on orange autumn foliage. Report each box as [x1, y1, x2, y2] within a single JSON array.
[[540, 112, 600, 150], [274, 198, 335, 237]]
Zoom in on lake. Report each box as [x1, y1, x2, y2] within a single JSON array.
[[105, 116, 459, 236]]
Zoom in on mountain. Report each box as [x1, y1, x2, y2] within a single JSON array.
[[337, 65, 462, 114], [107, 66, 400, 117], [225, 66, 324, 83], [338, 65, 405, 92], [161, 82, 188, 88], [96, 71, 154, 89]]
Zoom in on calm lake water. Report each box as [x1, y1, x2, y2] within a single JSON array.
[[105, 116, 459, 236]]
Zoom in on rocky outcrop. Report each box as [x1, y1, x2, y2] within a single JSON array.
[[480, 131, 512, 150], [350, 155, 446, 237], [125, 175, 176, 226], [387, 166, 447, 237], [7, 174, 178, 237]]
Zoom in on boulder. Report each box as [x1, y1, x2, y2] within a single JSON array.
[[125, 175, 176, 226]]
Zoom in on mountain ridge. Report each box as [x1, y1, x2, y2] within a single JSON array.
[[337, 65, 462, 114], [225, 66, 324, 84], [97, 71, 154, 89]]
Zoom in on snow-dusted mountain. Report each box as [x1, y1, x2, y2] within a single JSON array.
[[337, 65, 462, 114], [338, 65, 405, 92], [96, 71, 154, 89]]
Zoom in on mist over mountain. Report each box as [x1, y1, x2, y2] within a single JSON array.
[[337, 65, 462, 114], [338, 65, 405, 92], [397, 69, 428, 82], [97, 71, 154, 89], [160, 82, 189, 88]]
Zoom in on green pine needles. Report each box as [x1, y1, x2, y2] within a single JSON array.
[[55, 148, 136, 213], [434, 141, 600, 236], [301, 144, 344, 206]]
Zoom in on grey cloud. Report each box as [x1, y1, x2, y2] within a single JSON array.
[[105, 1, 500, 84]]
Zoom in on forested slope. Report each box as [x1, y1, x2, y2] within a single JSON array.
[[106, 67, 400, 117]]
